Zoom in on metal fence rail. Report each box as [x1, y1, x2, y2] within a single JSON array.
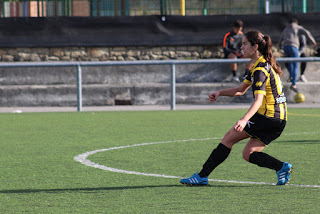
[[1, 57, 319, 111]]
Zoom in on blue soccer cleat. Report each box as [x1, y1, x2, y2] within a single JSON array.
[[276, 162, 293, 185], [180, 173, 208, 186]]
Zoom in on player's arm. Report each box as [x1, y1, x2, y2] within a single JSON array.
[[209, 82, 251, 102], [278, 32, 284, 49], [300, 28, 316, 46], [234, 93, 264, 132], [223, 33, 235, 54], [235, 39, 243, 57]]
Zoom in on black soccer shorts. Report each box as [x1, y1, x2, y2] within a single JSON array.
[[243, 113, 286, 145]]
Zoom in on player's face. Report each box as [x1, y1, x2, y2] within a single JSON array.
[[241, 36, 256, 58], [232, 26, 242, 34]]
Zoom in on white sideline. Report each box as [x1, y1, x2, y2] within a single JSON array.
[[74, 133, 320, 188]]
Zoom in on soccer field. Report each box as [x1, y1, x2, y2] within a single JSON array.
[[0, 108, 319, 213]]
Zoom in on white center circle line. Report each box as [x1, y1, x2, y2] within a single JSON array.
[[74, 133, 320, 188]]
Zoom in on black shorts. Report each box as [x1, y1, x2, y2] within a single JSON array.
[[243, 113, 286, 145], [224, 50, 242, 59]]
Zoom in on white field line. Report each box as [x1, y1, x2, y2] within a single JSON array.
[[74, 132, 320, 188]]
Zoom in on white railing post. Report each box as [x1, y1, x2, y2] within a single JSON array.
[[170, 63, 176, 110], [77, 64, 83, 112]]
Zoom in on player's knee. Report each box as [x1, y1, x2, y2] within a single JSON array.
[[242, 149, 251, 162], [228, 53, 237, 59]]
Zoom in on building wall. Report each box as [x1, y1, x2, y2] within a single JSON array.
[[72, 0, 90, 16], [3, 0, 320, 17]]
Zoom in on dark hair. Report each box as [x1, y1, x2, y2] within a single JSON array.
[[245, 30, 282, 77], [233, 20, 243, 28], [289, 18, 298, 24]]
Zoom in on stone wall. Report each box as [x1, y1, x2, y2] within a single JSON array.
[[0, 46, 222, 62], [0, 45, 317, 62]]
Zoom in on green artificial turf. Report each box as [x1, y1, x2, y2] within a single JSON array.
[[0, 108, 319, 213]]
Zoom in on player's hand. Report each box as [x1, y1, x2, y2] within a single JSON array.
[[209, 91, 219, 103], [234, 119, 247, 132], [235, 50, 242, 57]]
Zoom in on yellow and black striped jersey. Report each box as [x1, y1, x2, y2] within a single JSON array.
[[244, 56, 287, 121]]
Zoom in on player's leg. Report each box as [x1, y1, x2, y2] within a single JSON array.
[[228, 53, 239, 82], [284, 62, 292, 82], [180, 128, 249, 185], [290, 47, 300, 91], [283, 46, 299, 92], [299, 53, 307, 82], [244, 139, 293, 185], [198, 128, 249, 176], [283, 46, 295, 85], [242, 113, 292, 185], [300, 53, 306, 75], [244, 138, 282, 170], [291, 61, 299, 86]]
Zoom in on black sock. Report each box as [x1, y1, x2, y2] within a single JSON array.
[[198, 143, 231, 177], [300, 62, 306, 75], [249, 152, 283, 171], [232, 70, 236, 77]]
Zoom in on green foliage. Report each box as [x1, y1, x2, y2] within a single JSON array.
[[0, 108, 319, 213]]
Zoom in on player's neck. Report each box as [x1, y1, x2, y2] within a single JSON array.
[[250, 52, 261, 64]]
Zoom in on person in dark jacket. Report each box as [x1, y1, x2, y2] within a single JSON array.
[[223, 20, 251, 82]]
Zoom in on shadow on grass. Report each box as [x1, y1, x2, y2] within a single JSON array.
[[0, 184, 254, 194], [275, 140, 320, 144]]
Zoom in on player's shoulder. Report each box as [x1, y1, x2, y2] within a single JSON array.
[[251, 65, 269, 77], [252, 62, 267, 71], [223, 31, 232, 37]]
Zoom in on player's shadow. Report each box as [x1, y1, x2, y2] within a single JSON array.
[[275, 140, 320, 144], [0, 184, 251, 194]]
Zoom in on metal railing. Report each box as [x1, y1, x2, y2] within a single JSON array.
[[1, 57, 319, 111]]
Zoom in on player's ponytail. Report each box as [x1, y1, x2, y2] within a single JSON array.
[[262, 35, 282, 77], [245, 31, 283, 77]]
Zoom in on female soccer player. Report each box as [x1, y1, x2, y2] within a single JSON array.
[[180, 30, 292, 186]]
